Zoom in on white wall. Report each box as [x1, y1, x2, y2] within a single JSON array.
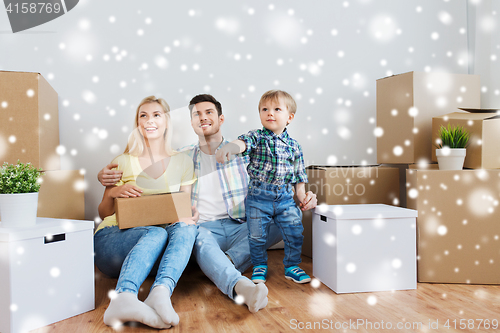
[[1, 0, 496, 221], [468, 0, 500, 107]]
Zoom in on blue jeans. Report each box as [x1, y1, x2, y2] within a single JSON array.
[[246, 179, 304, 268], [94, 222, 197, 295], [194, 218, 282, 300]]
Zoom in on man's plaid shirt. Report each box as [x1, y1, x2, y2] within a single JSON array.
[[238, 127, 308, 186], [179, 140, 249, 222]]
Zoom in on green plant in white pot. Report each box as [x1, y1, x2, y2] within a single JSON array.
[[0, 161, 43, 227], [435, 124, 470, 171]]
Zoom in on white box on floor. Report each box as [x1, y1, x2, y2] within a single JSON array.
[[0, 218, 95, 333], [313, 204, 417, 294]]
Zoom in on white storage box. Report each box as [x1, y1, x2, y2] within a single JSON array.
[[0, 218, 95, 333], [313, 204, 417, 294]]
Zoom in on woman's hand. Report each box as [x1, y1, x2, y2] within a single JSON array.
[[97, 163, 123, 186], [109, 183, 143, 198], [178, 206, 199, 225]]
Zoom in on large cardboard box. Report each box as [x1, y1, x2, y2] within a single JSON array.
[[313, 204, 417, 293], [431, 108, 500, 169], [406, 168, 500, 284], [37, 170, 85, 220], [0, 71, 60, 170], [0, 218, 94, 333], [302, 165, 400, 257], [377, 71, 480, 164], [115, 192, 192, 229]]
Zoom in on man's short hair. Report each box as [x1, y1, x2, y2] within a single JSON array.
[[188, 94, 222, 117]]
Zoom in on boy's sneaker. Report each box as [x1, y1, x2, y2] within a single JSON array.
[[251, 265, 268, 284], [285, 266, 311, 284]]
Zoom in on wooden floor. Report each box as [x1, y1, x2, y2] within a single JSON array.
[[31, 250, 500, 333]]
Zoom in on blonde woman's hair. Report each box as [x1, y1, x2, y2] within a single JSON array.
[[123, 96, 177, 156], [258, 90, 297, 114]]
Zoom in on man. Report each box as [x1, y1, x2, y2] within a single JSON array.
[[98, 94, 317, 313]]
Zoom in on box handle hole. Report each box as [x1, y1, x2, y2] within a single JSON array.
[[44, 233, 66, 244]]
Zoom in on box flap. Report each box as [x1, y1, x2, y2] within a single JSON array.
[[459, 108, 500, 113], [0, 218, 94, 242], [458, 108, 500, 120], [376, 71, 413, 82], [436, 111, 497, 120], [314, 204, 417, 220]]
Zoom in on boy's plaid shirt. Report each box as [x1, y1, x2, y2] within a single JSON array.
[[179, 140, 249, 222], [238, 127, 308, 185]]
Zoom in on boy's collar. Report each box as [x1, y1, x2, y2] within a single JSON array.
[[262, 127, 289, 138]]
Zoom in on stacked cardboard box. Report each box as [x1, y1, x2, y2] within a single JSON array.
[[377, 71, 500, 284], [406, 167, 500, 284], [0, 71, 85, 221], [377, 71, 480, 164]]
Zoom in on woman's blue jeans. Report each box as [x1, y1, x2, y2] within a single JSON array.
[[94, 222, 197, 295]]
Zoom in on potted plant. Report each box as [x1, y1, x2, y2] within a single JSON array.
[[0, 160, 43, 227], [435, 124, 470, 170]]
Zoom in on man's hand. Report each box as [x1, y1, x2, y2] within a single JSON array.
[[98, 163, 123, 186], [297, 191, 317, 211], [109, 183, 143, 198]]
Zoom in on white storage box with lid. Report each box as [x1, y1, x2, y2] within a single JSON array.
[[313, 204, 417, 294], [0, 218, 95, 333]]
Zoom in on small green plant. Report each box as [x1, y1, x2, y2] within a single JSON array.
[[435, 124, 470, 149], [0, 160, 44, 194]]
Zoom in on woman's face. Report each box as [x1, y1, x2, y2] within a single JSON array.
[[137, 102, 167, 141]]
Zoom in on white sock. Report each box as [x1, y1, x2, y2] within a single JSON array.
[[234, 278, 269, 313], [103, 292, 170, 329], [144, 285, 180, 327]]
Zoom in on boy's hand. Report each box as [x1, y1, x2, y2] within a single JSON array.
[[98, 163, 123, 186], [298, 191, 317, 211], [216, 145, 235, 163], [216, 141, 246, 164]]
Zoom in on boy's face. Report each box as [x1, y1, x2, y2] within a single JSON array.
[[259, 97, 294, 135], [190, 101, 224, 138]]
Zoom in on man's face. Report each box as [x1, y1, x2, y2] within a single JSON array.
[[190, 101, 224, 137]]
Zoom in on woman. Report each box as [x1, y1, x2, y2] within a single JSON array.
[[94, 96, 197, 329]]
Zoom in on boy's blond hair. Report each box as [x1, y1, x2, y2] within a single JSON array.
[[258, 90, 297, 114]]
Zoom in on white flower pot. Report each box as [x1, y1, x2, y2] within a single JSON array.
[[0, 192, 39, 228], [436, 148, 466, 170]]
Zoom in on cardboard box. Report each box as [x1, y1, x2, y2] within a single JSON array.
[[0, 218, 95, 333], [115, 191, 192, 229], [431, 108, 500, 169], [37, 170, 85, 220], [377, 71, 480, 164], [302, 165, 400, 257], [0, 71, 60, 170], [313, 204, 417, 293], [406, 168, 500, 284]]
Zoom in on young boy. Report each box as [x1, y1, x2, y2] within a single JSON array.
[[216, 90, 311, 284]]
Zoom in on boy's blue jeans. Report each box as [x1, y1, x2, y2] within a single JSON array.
[[94, 222, 197, 296], [246, 179, 304, 268]]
